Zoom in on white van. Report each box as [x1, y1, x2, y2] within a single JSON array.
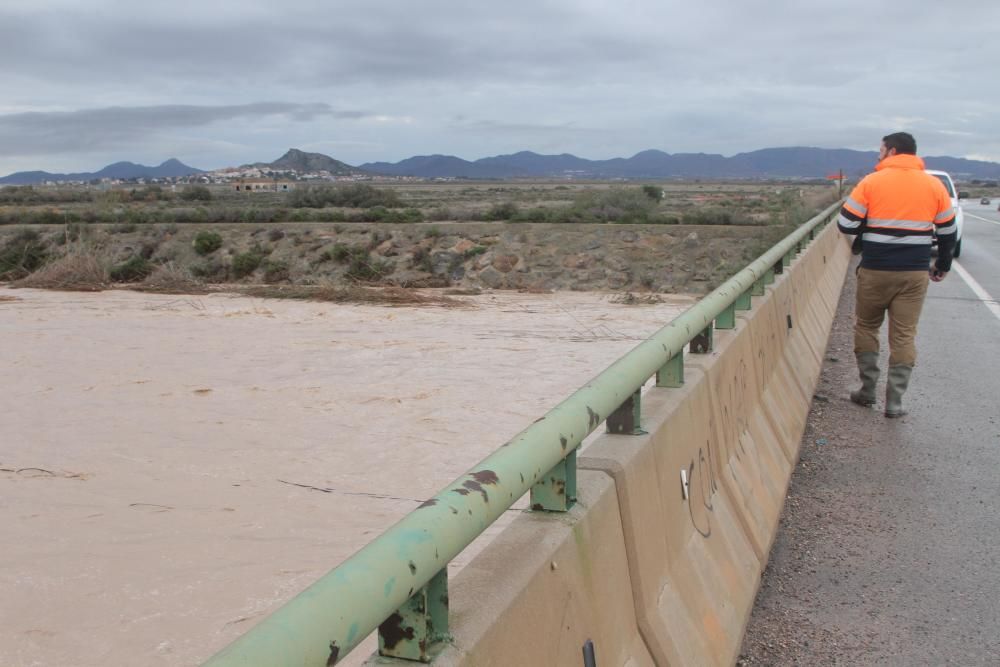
[[925, 169, 964, 258]]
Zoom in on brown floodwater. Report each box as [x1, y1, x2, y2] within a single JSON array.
[[0, 286, 692, 666]]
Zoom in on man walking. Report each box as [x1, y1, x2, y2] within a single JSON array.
[[837, 132, 957, 417]]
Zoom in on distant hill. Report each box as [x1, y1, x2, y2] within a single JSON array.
[[252, 148, 368, 176], [361, 147, 1000, 181], [0, 158, 203, 185], [6, 147, 1000, 185]]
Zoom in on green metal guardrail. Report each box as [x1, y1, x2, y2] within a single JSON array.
[[203, 200, 843, 666]]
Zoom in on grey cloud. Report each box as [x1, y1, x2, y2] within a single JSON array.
[[0, 103, 367, 157], [449, 118, 594, 135], [4, 1, 1000, 170]]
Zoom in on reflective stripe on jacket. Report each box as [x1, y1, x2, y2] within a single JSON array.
[[838, 154, 956, 271]]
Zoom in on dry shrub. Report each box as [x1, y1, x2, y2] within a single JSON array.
[[0, 295, 22, 302], [238, 282, 470, 308], [135, 262, 208, 294], [13, 245, 109, 291], [609, 291, 663, 305]]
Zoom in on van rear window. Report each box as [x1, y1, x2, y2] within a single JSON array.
[[931, 174, 955, 197]]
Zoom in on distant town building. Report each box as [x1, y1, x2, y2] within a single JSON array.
[[233, 179, 296, 192]]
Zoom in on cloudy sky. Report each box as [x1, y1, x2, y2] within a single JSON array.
[[2, 1, 998, 175]]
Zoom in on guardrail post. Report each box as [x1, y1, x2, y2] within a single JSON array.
[[607, 389, 645, 435], [656, 352, 684, 388], [378, 568, 450, 662], [773, 257, 784, 275], [715, 302, 736, 330], [735, 288, 752, 312], [690, 323, 713, 353], [530, 449, 577, 512], [751, 277, 765, 296], [763, 267, 776, 284]]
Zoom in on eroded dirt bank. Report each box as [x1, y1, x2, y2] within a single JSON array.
[[0, 220, 787, 293]]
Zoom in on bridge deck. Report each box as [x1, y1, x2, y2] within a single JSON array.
[[741, 222, 1000, 666]]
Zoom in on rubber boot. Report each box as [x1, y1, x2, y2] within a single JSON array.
[[850, 351, 879, 407], [884, 365, 913, 418]]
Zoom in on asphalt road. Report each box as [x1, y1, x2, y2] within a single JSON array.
[[739, 210, 1000, 666]]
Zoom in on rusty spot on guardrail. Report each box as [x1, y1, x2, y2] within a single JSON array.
[[379, 612, 415, 650], [417, 499, 437, 509], [551, 477, 566, 496], [560, 435, 568, 450], [587, 406, 600, 429], [327, 641, 340, 666], [462, 480, 489, 502], [408, 561, 417, 575], [470, 470, 499, 485]]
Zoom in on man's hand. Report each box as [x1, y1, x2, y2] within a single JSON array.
[[929, 268, 948, 282]]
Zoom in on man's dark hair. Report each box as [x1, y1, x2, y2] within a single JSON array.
[[882, 132, 917, 155]]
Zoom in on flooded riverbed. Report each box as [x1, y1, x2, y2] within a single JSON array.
[[0, 286, 691, 666]]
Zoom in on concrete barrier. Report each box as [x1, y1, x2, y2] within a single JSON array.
[[426, 471, 655, 666], [367, 223, 851, 666]]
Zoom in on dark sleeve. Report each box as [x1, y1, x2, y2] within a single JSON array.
[[837, 204, 865, 236], [935, 226, 956, 272]]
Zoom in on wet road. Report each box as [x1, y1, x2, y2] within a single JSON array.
[[740, 208, 1000, 665]]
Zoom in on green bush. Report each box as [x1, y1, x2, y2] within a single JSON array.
[[288, 183, 404, 209], [0, 186, 93, 205], [191, 260, 225, 280], [567, 188, 659, 224], [109, 256, 154, 282], [680, 207, 753, 225], [328, 242, 357, 263], [231, 252, 262, 279], [642, 185, 664, 201], [358, 206, 424, 223], [345, 252, 393, 282], [463, 245, 487, 258], [485, 202, 519, 220], [231, 246, 269, 279], [512, 207, 553, 223], [37, 209, 68, 225], [410, 247, 433, 272], [262, 259, 290, 283], [193, 231, 223, 255], [179, 185, 213, 202], [0, 230, 48, 280]]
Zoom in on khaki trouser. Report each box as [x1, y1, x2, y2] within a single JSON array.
[[854, 268, 929, 367]]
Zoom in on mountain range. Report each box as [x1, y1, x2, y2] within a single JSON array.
[[0, 158, 203, 185], [4, 147, 1000, 185], [360, 148, 1000, 180]]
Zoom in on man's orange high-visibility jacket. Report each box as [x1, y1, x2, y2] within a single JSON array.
[[838, 154, 957, 271]]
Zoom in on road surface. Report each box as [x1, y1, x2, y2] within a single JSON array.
[[740, 201, 1000, 665]]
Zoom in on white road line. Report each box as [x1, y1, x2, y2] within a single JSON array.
[[952, 261, 1000, 322], [965, 212, 1000, 226]]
